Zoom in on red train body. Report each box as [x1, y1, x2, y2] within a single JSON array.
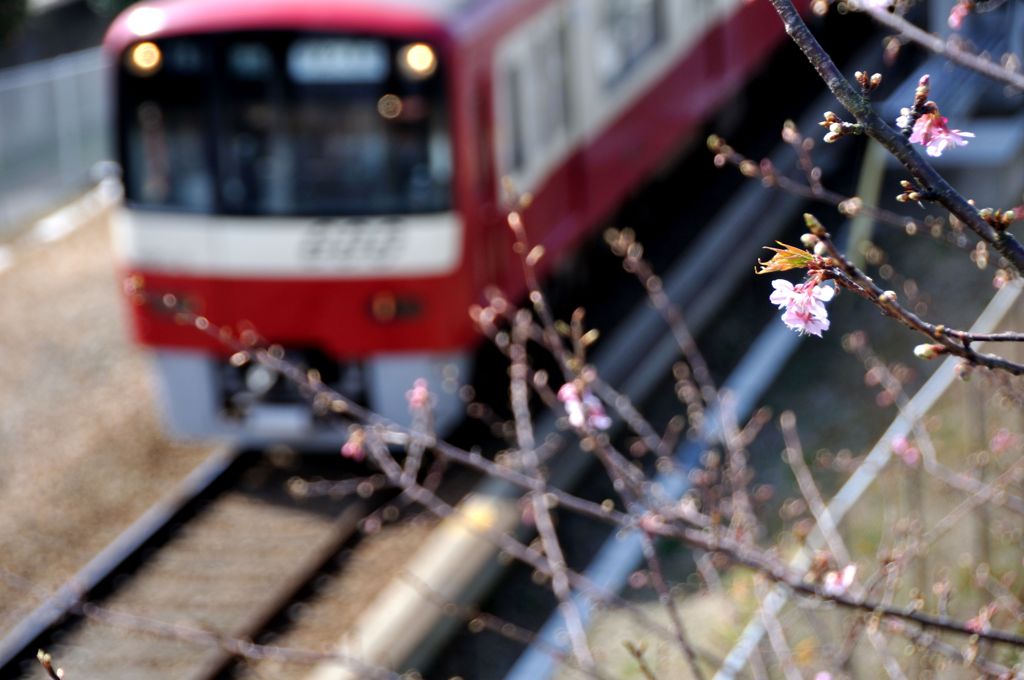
[[105, 0, 788, 443]]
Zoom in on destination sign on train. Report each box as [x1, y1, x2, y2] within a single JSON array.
[[287, 38, 389, 83]]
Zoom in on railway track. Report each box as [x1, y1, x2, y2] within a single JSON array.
[[1, 452, 377, 680]]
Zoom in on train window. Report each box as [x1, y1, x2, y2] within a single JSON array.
[[594, 0, 665, 90], [120, 33, 452, 216], [286, 38, 389, 84], [499, 63, 527, 175], [121, 37, 214, 212], [531, 20, 572, 147], [228, 43, 273, 80], [128, 101, 214, 212], [495, 6, 577, 191]]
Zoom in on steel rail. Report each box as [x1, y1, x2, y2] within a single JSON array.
[[0, 445, 241, 674], [187, 500, 370, 680]]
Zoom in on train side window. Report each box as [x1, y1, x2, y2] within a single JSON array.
[[494, 2, 576, 192], [594, 0, 666, 90], [499, 62, 527, 175], [531, 18, 572, 147]]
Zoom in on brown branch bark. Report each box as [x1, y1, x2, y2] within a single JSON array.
[[767, 0, 1024, 274]]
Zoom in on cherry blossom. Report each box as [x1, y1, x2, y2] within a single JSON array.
[[909, 110, 974, 157], [965, 603, 998, 633], [895, 107, 914, 130], [948, 1, 970, 29], [890, 435, 920, 467], [823, 564, 857, 596], [341, 428, 366, 462], [557, 382, 612, 430], [769, 279, 834, 337], [989, 428, 1017, 455], [406, 378, 431, 410]]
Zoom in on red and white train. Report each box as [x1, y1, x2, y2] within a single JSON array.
[[104, 0, 790, 445]]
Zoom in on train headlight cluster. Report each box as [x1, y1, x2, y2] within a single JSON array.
[[398, 42, 437, 79], [128, 41, 163, 76]]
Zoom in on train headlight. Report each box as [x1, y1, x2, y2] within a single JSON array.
[[398, 43, 437, 79], [125, 6, 166, 37], [128, 42, 163, 76]]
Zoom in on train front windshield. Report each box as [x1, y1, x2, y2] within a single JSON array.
[[119, 34, 452, 216]]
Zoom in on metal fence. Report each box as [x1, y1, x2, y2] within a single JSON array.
[[0, 47, 111, 236]]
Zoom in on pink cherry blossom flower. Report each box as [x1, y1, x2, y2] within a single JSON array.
[[558, 382, 612, 430], [341, 428, 366, 462], [965, 603, 998, 633], [815, 673, 833, 680], [948, 1, 970, 29], [895, 107, 914, 130], [823, 564, 857, 596], [770, 279, 834, 337], [909, 111, 974, 157], [406, 378, 431, 410], [890, 435, 920, 467], [989, 428, 1017, 455]]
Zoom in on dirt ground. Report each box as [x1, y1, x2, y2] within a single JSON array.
[[0, 192, 213, 636]]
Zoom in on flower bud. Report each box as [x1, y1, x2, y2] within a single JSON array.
[[800, 233, 820, 247], [878, 290, 897, 304], [803, 213, 827, 236], [913, 343, 945, 360], [955, 361, 972, 381]]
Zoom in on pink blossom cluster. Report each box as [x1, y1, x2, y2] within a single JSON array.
[[907, 111, 974, 157], [557, 382, 612, 430], [769, 279, 834, 337]]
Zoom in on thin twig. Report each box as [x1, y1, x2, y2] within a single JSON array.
[[861, 5, 1024, 92], [767, 0, 1024, 273]]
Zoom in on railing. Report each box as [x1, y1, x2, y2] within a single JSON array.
[[0, 47, 110, 236]]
